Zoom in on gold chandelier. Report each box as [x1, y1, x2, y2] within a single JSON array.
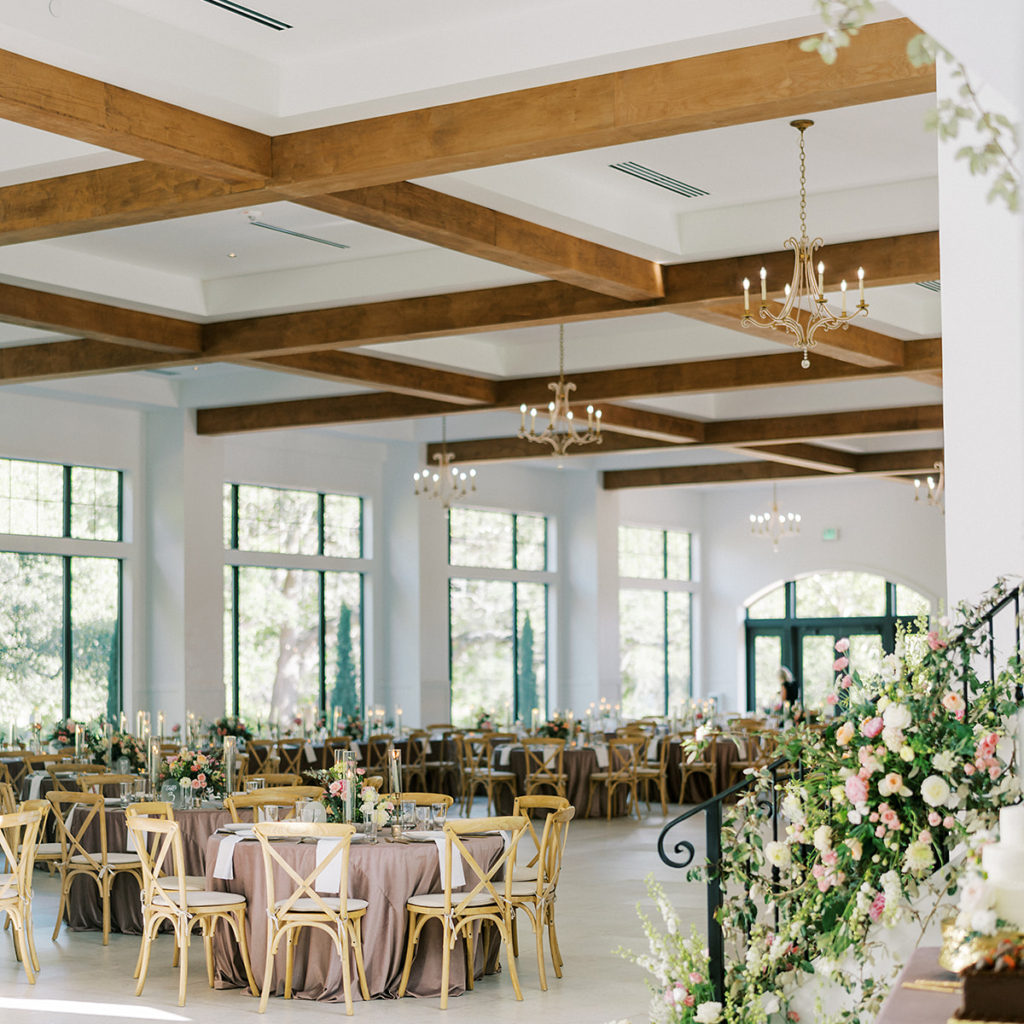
[[413, 417, 476, 509], [749, 484, 801, 552], [518, 324, 602, 456], [741, 119, 868, 369]]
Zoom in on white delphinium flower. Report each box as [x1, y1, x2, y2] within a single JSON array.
[[880, 654, 902, 682], [932, 750, 957, 773]]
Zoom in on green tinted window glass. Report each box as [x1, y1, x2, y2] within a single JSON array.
[[71, 467, 120, 541]]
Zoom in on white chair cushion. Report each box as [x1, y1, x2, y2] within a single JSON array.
[[275, 897, 368, 913], [70, 852, 141, 866], [407, 891, 496, 909], [153, 890, 247, 908], [508, 880, 541, 898], [160, 875, 206, 891], [35, 843, 61, 855], [511, 865, 538, 881]]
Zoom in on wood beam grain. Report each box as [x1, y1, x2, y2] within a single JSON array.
[[201, 233, 939, 360], [0, 163, 277, 245], [578, 403, 705, 443], [0, 338, 187, 381], [0, 49, 270, 181], [272, 20, 931, 195], [299, 183, 663, 301], [195, 392, 464, 436], [602, 448, 945, 490], [252, 350, 497, 405], [0, 283, 200, 354]]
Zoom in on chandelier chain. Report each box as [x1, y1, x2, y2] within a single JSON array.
[[798, 125, 808, 242]]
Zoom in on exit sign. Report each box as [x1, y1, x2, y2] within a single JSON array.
[[822, 527, 840, 542]]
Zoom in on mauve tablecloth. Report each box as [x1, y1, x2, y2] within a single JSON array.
[[874, 947, 959, 1023], [63, 804, 236, 933], [205, 832, 503, 1001]]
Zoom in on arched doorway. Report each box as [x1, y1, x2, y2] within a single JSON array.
[[744, 572, 931, 711]]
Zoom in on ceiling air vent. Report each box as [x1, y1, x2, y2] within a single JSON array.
[[201, 0, 292, 30], [246, 211, 350, 250], [915, 280, 941, 293], [609, 161, 710, 198]]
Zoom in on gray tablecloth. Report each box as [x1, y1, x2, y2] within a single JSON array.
[[206, 832, 503, 1001], [874, 947, 959, 1024]]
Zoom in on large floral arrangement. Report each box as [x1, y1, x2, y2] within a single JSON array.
[[46, 719, 98, 750], [538, 714, 582, 740], [620, 878, 725, 1024], [311, 763, 394, 826], [335, 713, 364, 740], [91, 730, 148, 771], [636, 583, 1023, 1024], [158, 748, 226, 798], [209, 715, 253, 743], [474, 708, 496, 732]]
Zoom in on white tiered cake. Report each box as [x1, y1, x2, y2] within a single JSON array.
[[983, 804, 1024, 929]]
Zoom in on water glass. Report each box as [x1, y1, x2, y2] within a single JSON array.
[[119, 781, 132, 806], [415, 805, 431, 831], [259, 803, 278, 823], [245, 778, 265, 793], [400, 800, 416, 830], [430, 802, 447, 830]]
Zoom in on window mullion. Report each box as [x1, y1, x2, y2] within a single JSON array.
[[62, 555, 72, 720]]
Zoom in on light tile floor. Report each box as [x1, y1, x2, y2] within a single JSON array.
[[0, 802, 707, 1024]]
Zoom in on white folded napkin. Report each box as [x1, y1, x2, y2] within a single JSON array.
[[496, 744, 514, 767], [303, 742, 317, 764], [732, 736, 748, 759], [593, 744, 609, 769], [27, 774, 44, 800], [646, 741, 660, 763], [350, 741, 361, 761], [315, 838, 343, 894], [212, 835, 244, 880], [432, 835, 466, 888]]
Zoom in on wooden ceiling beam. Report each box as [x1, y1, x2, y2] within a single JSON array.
[[195, 391, 465, 436], [0, 163, 278, 245], [426, 405, 942, 465], [578, 403, 705, 443], [299, 183, 663, 301], [271, 20, 931, 196], [0, 283, 200, 354], [602, 447, 945, 490], [201, 233, 939, 360], [0, 338, 186, 381], [733, 443, 859, 473], [0, 48, 270, 181], [251, 350, 497, 405]]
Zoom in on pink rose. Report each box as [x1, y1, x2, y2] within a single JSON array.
[[943, 816, 955, 829], [835, 638, 850, 653], [965, 763, 975, 776], [836, 722, 855, 746], [832, 656, 849, 671], [825, 693, 838, 706], [927, 631, 947, 650], [688, 973, 703, 985], [683, 994, 694, 1008], [869, 892, 885, 922], [840, 674, 852, 689], [875, 824, 886, 838], [919, 830, 932, 844], [845, 775, 868, 804], [941, 692, 965, 715], [860, 717, 883, 738], [928, 811, 941, 827]]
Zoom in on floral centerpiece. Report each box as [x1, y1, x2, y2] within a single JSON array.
[[538, 714, 581, 740], [158, 747, 227, 799], [474, 708, 496, 731], [90, 730, 148, 771], [335, 713, 364, 740], [311, 763, 394, 826], [208, 715, 253, 743], [46, 719, 97, 750], [630, 583, 1023, 1024]]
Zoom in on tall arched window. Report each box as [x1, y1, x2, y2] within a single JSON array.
[[744, 572, 931, 711]]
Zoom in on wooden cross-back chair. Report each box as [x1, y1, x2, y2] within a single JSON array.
[[362, 734, 393, 772], [507, 805, 575, 990], [585, 737, 644, 820], [126, 816, 258, 1007], [510, 795, 569, 881], [678, 730, 720, 803], [245, 740, 277, 774], [47, 789, 143, 945], [458, 734, 517, 815], [397, 815, 529, 1009], [321, 734, 350, 770], [636, 732, 676, 816], [19, 798, 58, 876], [242, 772, 303, 788], [0, 808, 43, 983], [253, 820, 369, 1015], [0, 753, 29, 791], [401, 730, 430, 792], [520, 738, 567, 799]]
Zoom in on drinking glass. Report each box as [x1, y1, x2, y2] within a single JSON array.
[[430, 802, 447, 831], [119, 781, 132, 806], [246, 778, 265, 793], [400, 800, 416, 830], [415, 806, 431, 831], [259, 803, 278, 823]]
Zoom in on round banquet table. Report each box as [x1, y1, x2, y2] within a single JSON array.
[[62, 803, 238, 933], [205, 831, 504, 1001], [492, 745, 628, 817]]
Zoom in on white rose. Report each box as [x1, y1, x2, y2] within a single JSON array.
[[883, 703, 912, 730], [920, 774, 951, 808], [695, 1001, 723, 1024], [813, 825, 832, 852], [765, 841, 792, 870]]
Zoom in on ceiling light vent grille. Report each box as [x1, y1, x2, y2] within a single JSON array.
[[609, 161, 710, 197], [247, 215, 350, 250], [201, 0, 292, 30], [915, 280, 941, 293]]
